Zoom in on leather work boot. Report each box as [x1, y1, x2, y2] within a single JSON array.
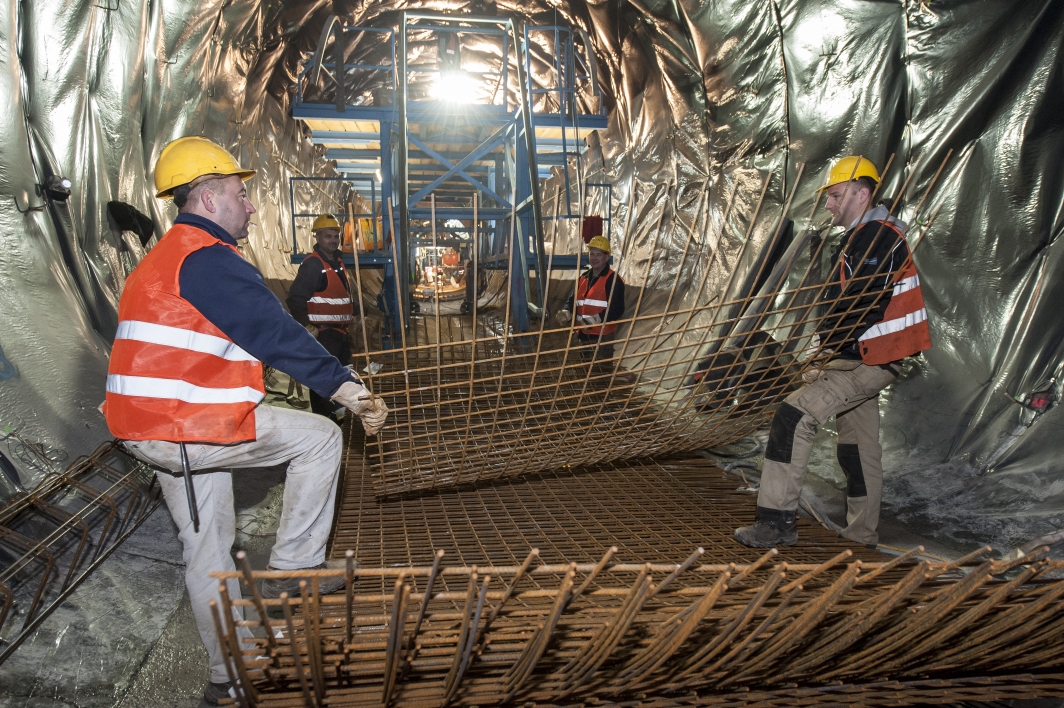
[[734, 506, 798, 548], [258, 558, 353, 599]]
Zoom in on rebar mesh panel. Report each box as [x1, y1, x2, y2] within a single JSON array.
[[210, 448, 1064, 707]]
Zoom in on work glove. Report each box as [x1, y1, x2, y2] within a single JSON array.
[[555, 309, 572, 326], [305, 324, 320, 337], [331, 381, 390, 436], [797, 334, 833, 383], [359, 396, 389, 436], [577, 313, 603, 326]]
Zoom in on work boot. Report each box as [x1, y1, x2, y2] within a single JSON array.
[[734, 506, 798, 548], [258, 559, 352, 599], [202, 680, 235, 706]]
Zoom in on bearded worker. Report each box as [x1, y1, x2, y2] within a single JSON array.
[[734, 156, 931, 549], [286, 214, 355, 421], [102, 136, 388, 706]]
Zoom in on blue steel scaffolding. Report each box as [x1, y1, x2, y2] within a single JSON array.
[[291, 13, 608, 340]]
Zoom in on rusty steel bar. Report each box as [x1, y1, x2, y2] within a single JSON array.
[[211, 541, 1064, 707], [0, 441, 161, 665]]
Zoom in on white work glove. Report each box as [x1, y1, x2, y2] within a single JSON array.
[[798, 334, 833, 383], [331, 381, 390, 436], [577, 313, 603, 326], [305, 323, 320, 337], [359, 396, 389, 436], [555, 309, 572, 326], [797, 333, 822, 362]]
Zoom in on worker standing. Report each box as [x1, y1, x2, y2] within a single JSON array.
[[734, 156, 931, 549], [286, 214, 354, 421], [102, 136, 388, 706], [556, 235, 626, 362]]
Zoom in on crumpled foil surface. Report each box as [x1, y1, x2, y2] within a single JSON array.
[[0, 0, 1061, 549]]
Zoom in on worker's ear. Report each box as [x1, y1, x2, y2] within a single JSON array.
[[198, 185, 219, 215], [858, 183, 873, 207]]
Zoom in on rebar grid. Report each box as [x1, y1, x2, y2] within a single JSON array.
[[356, 157, 950, 496], [0, 441, 162, 663], [210, 455, 1064, 707]]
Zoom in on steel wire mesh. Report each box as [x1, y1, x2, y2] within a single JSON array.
[[210, 451, 1064, 707], [353, 157, 950, 497], [0, 441, 162, 663]]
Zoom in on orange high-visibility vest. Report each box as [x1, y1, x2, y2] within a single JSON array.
[[839, 221, 932, 366], [576, 268, 619, 336], [104, 224, 265, 444], [304, 252, 352, 330]]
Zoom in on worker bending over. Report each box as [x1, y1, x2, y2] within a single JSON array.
[[556, 235, 626, 361], [734, 156, 931, 549], [286, 214, 354, 421], [102, 137, 388, 706]]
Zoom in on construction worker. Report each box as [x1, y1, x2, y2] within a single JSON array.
[[734, 156, 931, 549], [102, 136, 388, 706], [286, 214, 354, 421], [555, 235, 626, 361]]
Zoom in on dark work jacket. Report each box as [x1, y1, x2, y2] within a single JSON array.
[[818, 208, 909, 359], [563, 268, 626, 324], [286, 246, 351, 327], [176, 214, 353, 398]]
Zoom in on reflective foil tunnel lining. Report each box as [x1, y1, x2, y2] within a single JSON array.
[[1, 0, 1064, 702], [0, 0, 1060, 542]]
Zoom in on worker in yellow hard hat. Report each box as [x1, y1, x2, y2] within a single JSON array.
[[555, 235, 629, 374], [286, 214, 358, 422], [105, 136, 387, 707], [735, 155, 931, 551]]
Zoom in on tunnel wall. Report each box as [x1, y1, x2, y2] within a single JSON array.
[[0, 0, 337, 483], [0, 0, 1061, 546]]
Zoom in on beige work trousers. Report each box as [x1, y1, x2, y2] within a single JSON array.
[[123, 404, 343, 683], [757, 360, 897, 546]]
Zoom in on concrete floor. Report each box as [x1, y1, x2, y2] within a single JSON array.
[[0, 410, 1054, 707]]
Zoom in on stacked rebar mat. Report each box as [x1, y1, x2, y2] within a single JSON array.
[[0, 441, 161, 662], [208, 456, 1064, 707], [212, 545, 1064, 707], [354, 157, 951, 497]]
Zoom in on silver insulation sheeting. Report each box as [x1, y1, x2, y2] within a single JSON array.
[[0, 0, 1062, 544], [0, 0, 339, 480]]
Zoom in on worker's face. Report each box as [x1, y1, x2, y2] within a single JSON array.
[[824, 181, 870, 228], [588, 247, 609, 273], [315, 228, 341, 255], [207, 175, 256, 240]]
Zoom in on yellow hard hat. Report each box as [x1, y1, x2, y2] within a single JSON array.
[[817, 156, 881, 193], [587, 235, 611, 254], [154, 136, 256, 198], [311, 214, 341, 231]]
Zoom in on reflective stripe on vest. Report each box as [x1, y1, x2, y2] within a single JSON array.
[[305, 253, 352, 326], [104, 223, 265, 444], [115, 320, 258, 362], [575, 269, 619, 336], [107, 375, 264, 404], [839, 221, 932, 366]]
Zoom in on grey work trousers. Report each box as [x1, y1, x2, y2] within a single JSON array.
[[757, 359, 897, 546], [123, 404, 343, 683]]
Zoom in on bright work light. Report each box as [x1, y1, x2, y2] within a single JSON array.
[[431, 70, 478, 103]]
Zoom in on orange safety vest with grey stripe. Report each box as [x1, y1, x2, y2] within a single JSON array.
[[304, 252, 352, 330], [839, 220, 932, 366], [576, 268, 619, 336], [103, 224, 265, 444]]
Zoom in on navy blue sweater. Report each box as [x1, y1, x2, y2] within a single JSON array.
[[175, 214, 353, 398]]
